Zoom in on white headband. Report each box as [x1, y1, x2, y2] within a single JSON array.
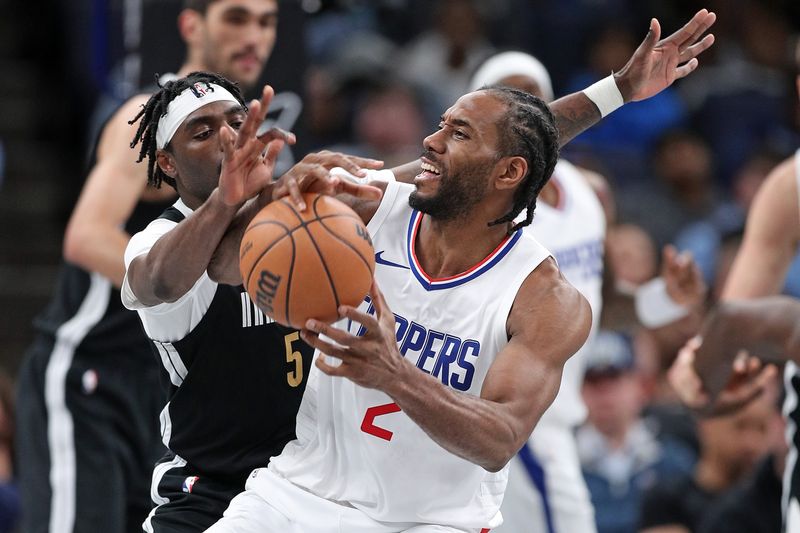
[[156, 82, 240, 149], [469, 51, 554, 103]]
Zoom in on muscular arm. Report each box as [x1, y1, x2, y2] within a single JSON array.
[[126, 188, 241, 305], [387, 261, 591, 471], [63, 95, 173, 287], [723, 157, 800, 300], [307, 259, 591, 472]]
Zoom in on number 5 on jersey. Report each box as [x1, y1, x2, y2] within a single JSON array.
[[284, 331, 303, 387]]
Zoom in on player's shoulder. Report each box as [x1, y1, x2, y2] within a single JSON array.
[[96, 93, 153, 156]]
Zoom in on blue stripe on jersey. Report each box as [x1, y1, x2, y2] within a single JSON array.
[[405, 210, 523, 291], [518, 443, 557, 533]]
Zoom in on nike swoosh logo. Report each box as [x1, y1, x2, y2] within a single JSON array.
[[375, 251, 409, 270]]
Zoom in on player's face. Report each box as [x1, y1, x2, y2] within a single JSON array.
[[410, 92, 505, 221], [200, 0, 278, 89], [160, 101, 246, 204]]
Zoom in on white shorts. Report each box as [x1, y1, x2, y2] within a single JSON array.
[[204, 468, 491, 533], [494, 421, 596, 533]]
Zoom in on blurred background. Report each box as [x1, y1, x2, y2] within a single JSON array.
[[1, 0, 799, 379]]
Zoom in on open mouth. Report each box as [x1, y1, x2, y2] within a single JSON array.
[[418, 160, 441, 180]]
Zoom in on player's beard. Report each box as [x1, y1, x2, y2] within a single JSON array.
[[409, 159, 492, 222]]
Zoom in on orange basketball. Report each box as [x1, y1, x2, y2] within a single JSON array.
[[239, 193, 375, 329]]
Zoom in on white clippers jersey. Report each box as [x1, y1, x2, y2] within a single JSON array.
[[528, 160, 605, 427], [266, 181, 551, 529]]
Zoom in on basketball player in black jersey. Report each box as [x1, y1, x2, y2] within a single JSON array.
[[15, 2, 283, 532], [120, 71, 383, 532]]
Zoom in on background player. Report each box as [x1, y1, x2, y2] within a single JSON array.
[[15, 1, 281, 532]]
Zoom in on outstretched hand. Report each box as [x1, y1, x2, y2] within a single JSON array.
[[272, 150, 384, 211], [300, 280, 407, 391], [661, 245, 707, 309], [218, 85, 296, 206], [616, 9, 716, 102]]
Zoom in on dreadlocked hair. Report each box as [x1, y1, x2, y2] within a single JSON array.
[[128, 71, 246, 190], [483, 86, 559, 234]]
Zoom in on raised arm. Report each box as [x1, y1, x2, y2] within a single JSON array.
[[302, 259, 591, 472], [551, 9, 715, 145], [125, 87, 284, 305], [63, 95, 171, 287], [208, 151, 384, 284]]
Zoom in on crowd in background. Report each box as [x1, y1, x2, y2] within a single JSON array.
[[1, 0, 800, 531]]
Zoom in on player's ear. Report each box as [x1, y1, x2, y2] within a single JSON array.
[[156, 151, 178, 180], [494, 156, 527, 191], [178, 8, 204, 47]]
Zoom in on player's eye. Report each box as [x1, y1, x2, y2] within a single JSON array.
[[454, 130, 468, 140], [193, 129, 212, 140]]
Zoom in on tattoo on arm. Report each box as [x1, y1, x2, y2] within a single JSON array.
[[550, 93, 601, 147]]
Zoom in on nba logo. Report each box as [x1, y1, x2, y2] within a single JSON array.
[[182, 476, 199, 494], [192, 82, 208, 97]]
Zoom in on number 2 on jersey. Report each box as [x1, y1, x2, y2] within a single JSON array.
[[284, 331, 303, 387]]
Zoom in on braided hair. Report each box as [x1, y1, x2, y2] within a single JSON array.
[[128, 71, 246, 189], [483, 86, 559, 233]]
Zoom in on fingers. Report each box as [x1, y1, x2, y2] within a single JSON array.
[[304, 151, 384, 176], [240, 86, 274, 145], [668, 342, 708, 408], [315, 354, 349, 377], [337, 304, 381, 336], [674, 58, 700, 80], [334, 179, 384, 200], [257, 125, 296, 146], [663, 9, 713, 47], [304, 318, 358, 348], [679, 33, 715, 63], [636, 18, 661, 54]]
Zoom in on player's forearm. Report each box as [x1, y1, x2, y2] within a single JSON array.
[[384, 363, 526, 472], [721, 297, 800, 364], [207, 191, 274, 284], [549, 92, 603, 147], [137, 189, 238, 302]]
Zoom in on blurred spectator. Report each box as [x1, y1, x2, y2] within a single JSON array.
[[565, 24, 687, 183], [606, 223, 658, 291], [697, 396, 786, 533], [638, 374, 782, 533], [680, 1, 798, 184], [577, 330, 695, 533], [0, 372, 19, 533], [351, 82, 427, 166], [398, 0, 493, 112], [619, 130, 718, 249], [675, 149, 800, 297]]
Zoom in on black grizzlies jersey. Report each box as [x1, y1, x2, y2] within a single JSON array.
[[127, 206, 313, 478], [33, 188, 172, 361]]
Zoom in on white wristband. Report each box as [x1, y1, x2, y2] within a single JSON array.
[[635, 277, 690, 328], [582, 74, 625, 117]]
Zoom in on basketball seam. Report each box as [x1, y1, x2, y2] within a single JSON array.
[[244, 220, 292, 291], [282, 197, 341, 312], [316, 213, 373, 273]]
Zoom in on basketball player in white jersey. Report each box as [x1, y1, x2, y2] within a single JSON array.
[[669, 38, 800, 533], [206, 11, 717, 532], [442, 50, 705, 533]]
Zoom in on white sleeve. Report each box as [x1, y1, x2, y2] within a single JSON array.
[[121, 218, 218, 342]]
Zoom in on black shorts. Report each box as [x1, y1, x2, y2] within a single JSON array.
[[144, 453, 245, 532], [16, 335, 165, 533]]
